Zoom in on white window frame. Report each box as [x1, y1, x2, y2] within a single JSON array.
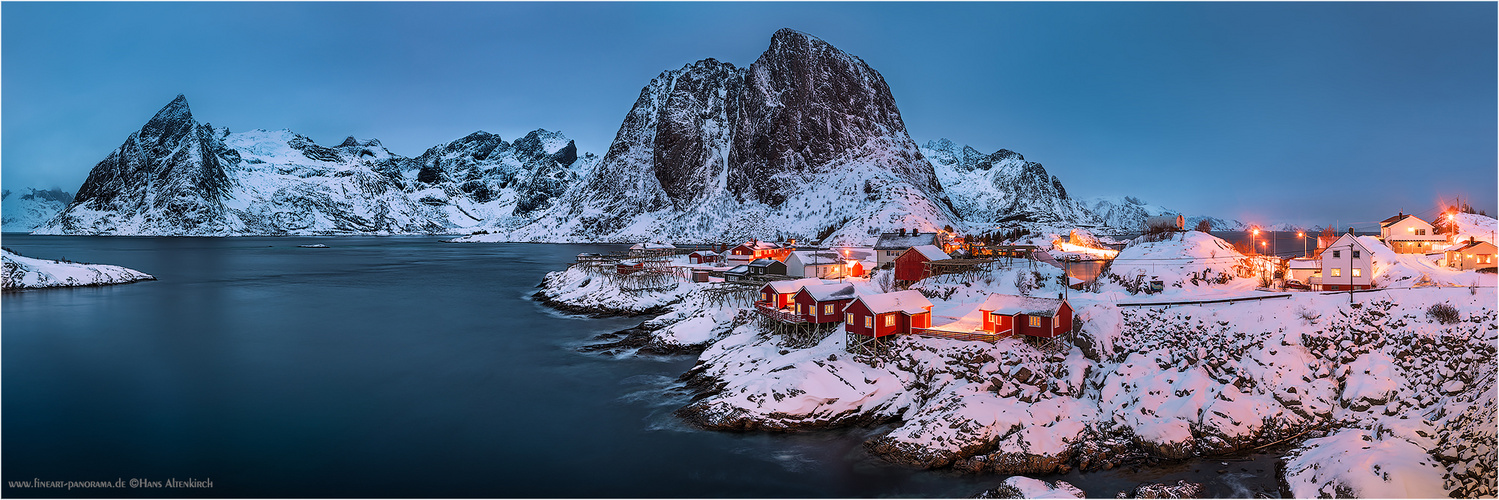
[[824, 304, 834, 315], [1028, 316, 1041, 328], [864, 316, 872, 328], [846, 313, 854, 324], [883, 315, 895, 327]]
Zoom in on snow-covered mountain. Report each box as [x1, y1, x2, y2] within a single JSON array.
[[921, 139, 1093, 225], [1084, 195, 1243, 232], [467, 29, 959, 246], [2, 188, 72, 232], [36, 95, 596, 236]]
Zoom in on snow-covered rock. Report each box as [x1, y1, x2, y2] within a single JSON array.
[[1084, 195, 1243, 232], [2, 188, 72, 232], [975, 476, 1086, 499], [921, 139, 1093, 226], [2, 249, 154, 289]]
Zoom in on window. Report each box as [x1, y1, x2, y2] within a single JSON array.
[[1331, 268, 1341, 277], [1417, 229, 1426, 235], [1028, 316, 1041, 327], [864, 316, 872, 328], [884, 315, 895, 327], [795, 304, 802, 315], [824, 304, 834, 315], [1332, 250, 1340, 258], [761, 292, 768, 301], [846, 313, 854, 324], [1352, 250, 1360, 258], [1352, 269, 1362, 277]]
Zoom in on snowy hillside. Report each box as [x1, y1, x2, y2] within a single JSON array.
[[1444, 212, 1497, 247], [2, 188, 72, 232], [921, 139, 1094, 225], [2, 248, 154, 289], [36, 95, 596, 236], [1084, 195, 1243, 232]]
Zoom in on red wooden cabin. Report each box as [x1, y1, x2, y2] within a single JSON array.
[[894, 245, 951, 282], [844, 290, 933, 338], [757, 278, 823, 309], [976, 294, 1072, 338], [793, 284, 857, 324], [688, 250, 721, 264]]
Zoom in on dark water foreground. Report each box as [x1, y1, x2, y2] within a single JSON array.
[[2, 235, 1282, 497]]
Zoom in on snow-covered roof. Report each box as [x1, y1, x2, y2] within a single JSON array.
[[725, 265, 750, 274], [740, 241, 782, 250], [978, 293, 1067, 317], [1451, 240, 1497, 252], [690, 250, 720, 257], [1380, 213, 1426, 227], [748, 258, 781, 268], [801, 283, 856, 301], [788, 250, 842, 262], [857, 290, 933, 314], [874, 232, 938, 249], [1327, 232, 1372, 253], [908, 245, 951, 261], [766, 278, 824, 294], [1289, 258, 1320, 269], [618, 260, 641, 266]]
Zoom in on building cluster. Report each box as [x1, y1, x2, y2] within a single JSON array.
[[1285, 212, 1495, 291]]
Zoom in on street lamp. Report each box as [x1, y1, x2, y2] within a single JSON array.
[[1297, 231, 1306, 258], [1251, 227, 1259, 255]]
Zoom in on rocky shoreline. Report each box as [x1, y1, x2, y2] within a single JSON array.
[[535, 264, 1497, 497]]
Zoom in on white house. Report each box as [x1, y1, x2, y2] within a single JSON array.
[[1287, 257, 1320, 284], [874, 230, 939, 268], [1379, 213, 1445, 254], [784, 250, 852, 278], [1314, 232, 1373, 291]]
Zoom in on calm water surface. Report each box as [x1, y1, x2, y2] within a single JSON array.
[[2, 235, 1283, 497]]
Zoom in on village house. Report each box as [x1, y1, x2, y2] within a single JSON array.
[[728, 240, 788, 264], [616, 260, 644, 275], [756, 278, 823, 311], [844, 290, 933, 354], [1445, 238, 1497, 271], [629, 242, 677, 258], [976, 294, 1073, 338], [1287, 257, 1320, 284], [874, 229, 939, 268], [893, 245, 951, 283], [1313, 231, 1374, 291], [1379, 213, 1446, 254], [784, 250, 862, 279], [687, 250, 721, 265], [793, 283, 858, 325]]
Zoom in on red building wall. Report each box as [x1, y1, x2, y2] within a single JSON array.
[[758, 284, 797, 308], [793, 291, 852, 324], [893, 249, 931, 282]]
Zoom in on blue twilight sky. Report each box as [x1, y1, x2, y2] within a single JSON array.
[[3, 2, 1494, 229]]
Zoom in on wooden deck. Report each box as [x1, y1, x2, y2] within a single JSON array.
[[910, 328, 1007, 343]]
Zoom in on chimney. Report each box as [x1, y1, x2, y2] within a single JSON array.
[[912, 228, 920, 236], [899, 228, 906, 236], [1347, 227, 1354, 235]]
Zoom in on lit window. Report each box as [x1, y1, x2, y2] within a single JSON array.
[[824, 304, 834, 315], [795, 304, 802, 315], [1331, 268, 1342, 277], [761, 292, 768, 301], [846, 313, 854, 324], [1352, 269, 1362, 277], [884, 315, 895, 327], [864, 316, 872, 328], [1028, 316, 1041, 327]]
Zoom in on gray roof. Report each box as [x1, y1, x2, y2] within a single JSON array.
[[874, 232, 939, 250]]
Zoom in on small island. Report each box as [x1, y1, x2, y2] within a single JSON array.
[[2, 248, 155, 290]]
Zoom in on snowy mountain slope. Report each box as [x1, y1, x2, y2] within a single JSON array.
[[470, 29, 959, 245], [2, 188, 72, 232], [921, 139, 1094, 225], [1084, 195, 1243, 232], [36, 95, 596, 236], [2, 248, 154, 289]]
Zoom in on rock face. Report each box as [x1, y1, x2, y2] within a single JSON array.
[[497, 29, 958, 246], [922, 139, 1093, 225], [2, 188, 73, 232], [37, 95, 596, 235], [1084, 195, 1243, 232]]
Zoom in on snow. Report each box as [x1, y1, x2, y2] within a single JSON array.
[[979, 294, 1066, 317], [766, 278, 824, 294], [1282, 428, 1449, 498], [2, 249, 154, 289], [1443, 212, 1497, 247], [857, 290, 932, 314], [910, 245, 950, 261]]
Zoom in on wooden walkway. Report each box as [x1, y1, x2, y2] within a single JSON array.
[[910, 328, 1006, 343], [1115, 293, 1293, 308]]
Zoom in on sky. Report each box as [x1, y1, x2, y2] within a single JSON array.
[[3, 2, 1494, 230]]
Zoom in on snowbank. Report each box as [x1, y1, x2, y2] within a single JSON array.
[[2, 249, 155, 290]]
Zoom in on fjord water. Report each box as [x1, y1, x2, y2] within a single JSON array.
[[2, 235, 1280, 497]]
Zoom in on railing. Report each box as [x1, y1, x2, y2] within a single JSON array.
[[911, 328, 1004, 343], [754, 302, 805, 323]]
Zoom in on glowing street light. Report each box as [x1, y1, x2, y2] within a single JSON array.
[[1298, 231, 1306, 258], [1251, 227, 1260, 255]]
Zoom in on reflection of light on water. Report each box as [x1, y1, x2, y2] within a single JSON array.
[[1219, 472, 1257, 498]]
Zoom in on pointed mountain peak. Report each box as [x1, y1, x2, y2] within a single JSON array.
[[141, 94, 196, 138]]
